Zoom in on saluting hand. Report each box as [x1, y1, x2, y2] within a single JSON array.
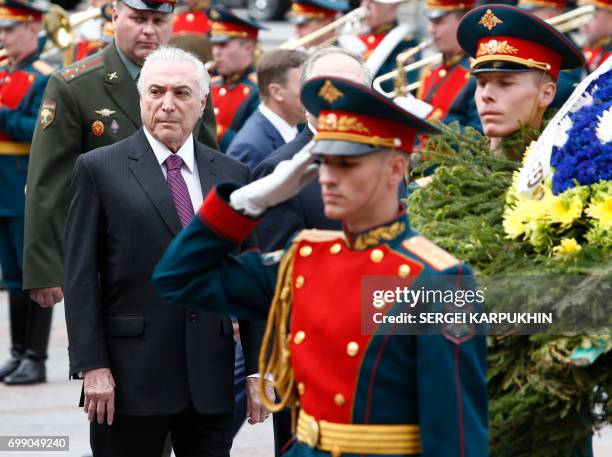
[[83, 368, 116, 426]]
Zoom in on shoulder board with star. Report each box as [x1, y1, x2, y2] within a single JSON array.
[[32, 60, 54, 76], [247, 72, 257, 84], [402, 236, 460, 271], [60, 55, 103, 81], [211, 75, 223, 85], [292, 229, 344, 244]]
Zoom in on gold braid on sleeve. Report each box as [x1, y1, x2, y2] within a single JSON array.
[[258, 243, 298, 423]]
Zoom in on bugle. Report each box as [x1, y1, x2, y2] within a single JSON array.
[[278, 6, 368, 50]]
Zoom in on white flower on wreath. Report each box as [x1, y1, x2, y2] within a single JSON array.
[[596, 106, 612, 144], [553, 116, 573, 149], [569, 87, 595, 113]]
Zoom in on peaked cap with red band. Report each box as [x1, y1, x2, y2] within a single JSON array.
[[457, 4, 585, 80], [208, 4, 267, 43], [289, 0, 348, 24], [301, 77, 440, 156], [0, 0, 47, 27], [426, 0, 476, 19]]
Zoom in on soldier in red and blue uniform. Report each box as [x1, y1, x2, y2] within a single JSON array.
[[417, 0, 479, 129], [153, 76, 489, 457], [208, 5, 266, 151], [70, 0, 114, 64], [578, 0, 611, 73], [0, 0, 55, 385]]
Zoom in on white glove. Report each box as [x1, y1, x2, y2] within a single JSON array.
[[230, 143, 319, 217]]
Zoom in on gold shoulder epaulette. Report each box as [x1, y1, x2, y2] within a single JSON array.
[[247, 72, 257, 84], [32, 60, 54, 76], [402, 236, 460, 271], [292, 229, 344, 244], [60, 56, 103, 81], [211, 75, 222, 85]]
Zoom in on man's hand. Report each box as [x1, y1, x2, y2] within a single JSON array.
[[83, 368, 116, 425], [230, 145, 319, 217], [245, 377, 275, 424], [30, 287, 64, 307]]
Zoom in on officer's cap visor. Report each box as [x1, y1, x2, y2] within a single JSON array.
[[311, 140, 385, 157], [121, 0, 175, 14], [427, 9, 449, 20], [472, 60, 540, 75]]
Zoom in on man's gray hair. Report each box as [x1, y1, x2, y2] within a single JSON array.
[[299, 46, 372, 87], [137, 46, 210, 98]]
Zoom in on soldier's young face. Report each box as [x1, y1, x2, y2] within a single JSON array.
[[295, 18, 334, 46], [361, 0, 399, 29], [0, 22, 38, 61], [318, 151, 405, 230], [475, 71, 551, 138], [211, 39, 254, 76], [112, 4, 173, 65], [580, 9, 612, 45], [140, 59, 206, 152], [427, 13, 462, 57]]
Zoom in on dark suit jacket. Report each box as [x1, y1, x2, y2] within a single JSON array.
[[227, 109, 286, 171], [253, 128, 341, 252], [64, 128, 256, 416]]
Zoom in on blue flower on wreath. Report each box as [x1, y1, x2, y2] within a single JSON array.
[[551, 70, 612, 195]]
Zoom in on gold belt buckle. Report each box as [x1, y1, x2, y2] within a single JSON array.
[[302, 413, 320, 448]]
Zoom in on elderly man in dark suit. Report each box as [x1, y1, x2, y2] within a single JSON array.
[[63, 46, 258, 457], [227, 49, 308, 170]]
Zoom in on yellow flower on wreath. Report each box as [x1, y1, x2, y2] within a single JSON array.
[[585, 196, 612, 229], [546, 194, 583, 227], [553, 238, 582, 256]]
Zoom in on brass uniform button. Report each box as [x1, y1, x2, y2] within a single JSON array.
[[438, 69, 447, 78], [219, 87, 227, 96], [299, 245, 313, 257], [367, 35, 375, 44], [298, 382, 305, 395], [186, 13, 194, 22], [334, 393, 345, 407], [347, 341, 359, 357], [398, 264, 411, 277], [213, 107, 219, 115], [243, 87, 250, 95], [329, 243, 342, 255], [370, 249, 384, 263], [294, 330, 306, 344], [295, 275, 305, 289]]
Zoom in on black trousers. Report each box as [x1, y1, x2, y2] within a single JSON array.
[[90, 408, 233, 457]]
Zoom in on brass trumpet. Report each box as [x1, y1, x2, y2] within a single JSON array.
[[373, 4, 596, 99], [278, 6, 368, 50]]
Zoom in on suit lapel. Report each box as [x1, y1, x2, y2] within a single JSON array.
[[128, 129, 182, 236], [195, 140, 218, 195], [103, 44, 141, 127], [259, 111, 286, 150]]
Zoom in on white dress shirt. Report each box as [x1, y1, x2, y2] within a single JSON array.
[[144, 127, 204, 212], [258, 103, 298, 143]]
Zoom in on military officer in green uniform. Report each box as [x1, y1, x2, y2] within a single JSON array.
[[23, 0, 218, 307], [153, 76, 489, 457], [0, 0, 55, 385]]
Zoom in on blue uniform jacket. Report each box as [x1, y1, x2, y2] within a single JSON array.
[[0, 53, 52, 216], [153, 183, 489, 457]]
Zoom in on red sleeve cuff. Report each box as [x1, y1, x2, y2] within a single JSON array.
[[199, 185, 259, 243]]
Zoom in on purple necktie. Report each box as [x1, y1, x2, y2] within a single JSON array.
[[165, 154, 194, 227]]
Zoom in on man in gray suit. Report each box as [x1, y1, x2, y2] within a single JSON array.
[[63, 47, 257, 457]]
